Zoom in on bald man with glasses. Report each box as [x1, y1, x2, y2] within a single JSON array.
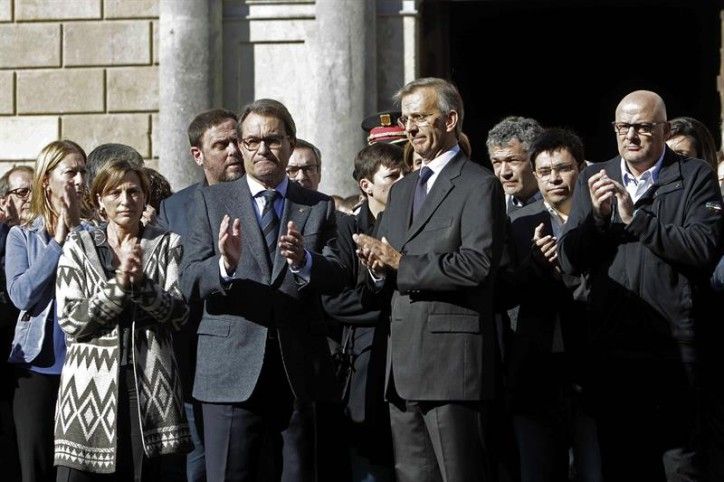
[[558, 90, 723, 480]]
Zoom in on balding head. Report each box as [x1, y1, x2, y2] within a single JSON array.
[[615, 90, 667, 121], [613, 90, 670, 175]]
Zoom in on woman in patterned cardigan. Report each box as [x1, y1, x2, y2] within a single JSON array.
[[54, 149, 191, 480]]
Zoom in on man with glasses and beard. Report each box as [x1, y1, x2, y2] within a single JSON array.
[[157, 108, 244, 482]]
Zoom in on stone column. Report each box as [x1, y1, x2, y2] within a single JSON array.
[[311, 0, 377, 197], [159, 0, 222, 191]]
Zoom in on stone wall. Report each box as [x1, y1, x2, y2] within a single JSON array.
[[0, 0, 159, 174]]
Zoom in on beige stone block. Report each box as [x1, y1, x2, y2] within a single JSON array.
[[0, 24, 60, 68], [0, 71, 13, 114], [17, 69, 104, 114], [107, 66, 158, 111], [105, 0, 158, 19], [16, 0, 101, 20], [0, 0, 11, 21], [62, 114, 150, 157], [151, 113, 159, 158], [64, 21, 150, 66], [0, 117, 58, 160]]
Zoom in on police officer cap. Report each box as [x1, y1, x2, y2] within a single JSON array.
[[361, 111, 407, 145]]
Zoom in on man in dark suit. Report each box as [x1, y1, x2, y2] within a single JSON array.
[[504, 128, 602, 482], [157, 108, 243, 482], [487, 116, 544, 215], [558, 90, 723, 480], [181, 98, 345, 482], [323, 142, 406, 482], [354, 77, 506, 482]]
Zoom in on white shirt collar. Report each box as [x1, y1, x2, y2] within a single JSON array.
[[246, 175, 289, 198], [420, 144, 460, 193], [620, 150, 664, 203], [620, 150, 665, 186]]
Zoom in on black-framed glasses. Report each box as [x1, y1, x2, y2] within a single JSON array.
[[534, 163, 576, 180], [6, 187, 31, 199], [611, 122, 667, 136], [241, 135, 287, 151], [286, 164, 319, 176], [397, 113, 436, 129]]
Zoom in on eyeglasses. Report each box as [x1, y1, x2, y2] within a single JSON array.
[[397, 113, 436, 129], [611, 122, 667, 136], [6, 187, 31, 199], [286, 165, 319, 176], [241, 135, 287, 151], [534, 164, 576, 180]]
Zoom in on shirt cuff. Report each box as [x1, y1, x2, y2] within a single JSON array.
[[219, 257, 234, 282], [369, 268, 386, 288], [289, 250, 312, 282]]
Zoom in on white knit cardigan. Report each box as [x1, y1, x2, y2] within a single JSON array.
[[54, 225, 192, 473]]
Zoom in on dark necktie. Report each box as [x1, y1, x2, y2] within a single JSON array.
[[260, 190, 280, 264], [412, 166, 434, 222]]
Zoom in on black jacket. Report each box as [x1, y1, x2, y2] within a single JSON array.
[[558, 148, 723, 362]]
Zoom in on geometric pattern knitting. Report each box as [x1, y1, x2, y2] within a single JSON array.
[[55, 227, 192, 473]]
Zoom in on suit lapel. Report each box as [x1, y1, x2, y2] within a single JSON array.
[[221, 177, 271, 281], [271, 182, 312, 283], [403, 153, 464, 245]]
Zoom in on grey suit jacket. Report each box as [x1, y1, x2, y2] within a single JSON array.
[[377, 151, 506, 401], [180, 176, 346, 403]]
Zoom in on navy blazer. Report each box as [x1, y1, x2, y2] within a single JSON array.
[[157, 181, 204, 401]]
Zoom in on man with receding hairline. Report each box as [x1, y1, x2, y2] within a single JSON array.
[[155, 108, 243, 482], [181, 99, 345, 482], [558, 90, 723, 480]]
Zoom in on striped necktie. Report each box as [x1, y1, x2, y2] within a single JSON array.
[[260, 190, 280, 264]]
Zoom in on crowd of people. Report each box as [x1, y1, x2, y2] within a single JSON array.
[[0, 77, 723, 482]]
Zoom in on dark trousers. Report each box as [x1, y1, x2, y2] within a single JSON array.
[[203, 342, 314, 482], [56, 366, 160, 482], [591, 359, 698, 482], [388, 396, 491, 482], [0, 367, 19, 481], [514, 407, 602, 482], [14, 368, 59, 482]]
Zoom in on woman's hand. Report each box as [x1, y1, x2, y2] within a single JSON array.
[[115, 238, 144, 289], [54, 183, 81, 245]]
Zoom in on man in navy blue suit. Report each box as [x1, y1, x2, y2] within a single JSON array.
[[157, 108, 244, 482]]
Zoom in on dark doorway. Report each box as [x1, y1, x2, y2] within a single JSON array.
[[421, 0, 722, 165]]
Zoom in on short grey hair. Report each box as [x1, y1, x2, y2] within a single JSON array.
[[393, 77, 464, 136], [486, 116, 543, 152]]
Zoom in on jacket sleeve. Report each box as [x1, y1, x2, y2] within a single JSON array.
[[56, 234, 129, 341], [625, 165, 722, 269], [396, 175, 506, 292], [558, 168, 621, 276], [322, 212, 383, 326], [308, 198, 348, 295], [5, 226, 63, 311], [130, 233, 189, 330], [179, 187, 230, 302]]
